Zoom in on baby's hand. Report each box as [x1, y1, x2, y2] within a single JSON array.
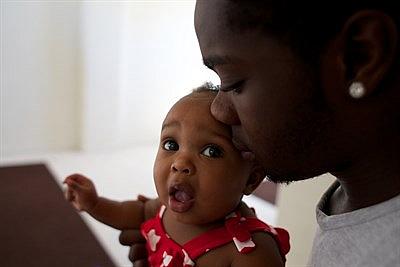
[[63, 174, 98, 212]]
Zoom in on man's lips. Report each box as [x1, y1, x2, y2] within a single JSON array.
[[232, 138, 255, 161], [168, 184, 195, 213], [232, 138, 248, 151]]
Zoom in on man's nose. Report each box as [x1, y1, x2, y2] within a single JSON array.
[[210, 91, 240, 125]]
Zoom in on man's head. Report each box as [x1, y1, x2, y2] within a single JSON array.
[[195, 0, 399, 183]]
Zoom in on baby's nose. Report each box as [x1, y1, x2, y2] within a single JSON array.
[[171, 157, 194, 175]]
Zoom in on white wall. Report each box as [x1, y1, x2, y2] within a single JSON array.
[[118, 2, 216, 148], [1, 2, 81, 157], [276, 174, 336, 267], [80, 1, 218, 152], [79, 3, 126, 152], [1, 1, 219, 156]]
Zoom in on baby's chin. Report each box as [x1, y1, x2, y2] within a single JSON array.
[[168, 206, 233, 227], [166, 208, 201, 225]]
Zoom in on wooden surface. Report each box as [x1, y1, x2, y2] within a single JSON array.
[[0, 164, 116, 267]]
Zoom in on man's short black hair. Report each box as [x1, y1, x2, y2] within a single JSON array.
[[226, 0, 400, 65]]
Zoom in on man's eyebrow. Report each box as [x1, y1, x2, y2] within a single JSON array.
[[202, 55, 233, 70]]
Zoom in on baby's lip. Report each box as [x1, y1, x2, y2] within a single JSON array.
[[168, 183, 195, 213], [168, 183, 194, 199]]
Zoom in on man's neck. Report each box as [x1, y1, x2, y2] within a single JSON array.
[[329, 145, 400, 215]]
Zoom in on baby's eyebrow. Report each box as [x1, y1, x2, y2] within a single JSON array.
[[208, 130, 233, 145], [161, 121, 180, 131]]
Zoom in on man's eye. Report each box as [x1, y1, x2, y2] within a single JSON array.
[[201, 145, 223, 158], [220, 80, 245, 94], [163, 140, 179, 151]]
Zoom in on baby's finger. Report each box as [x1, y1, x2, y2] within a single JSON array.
[[71, 174, 90, 184], [137, 194, 150, 203], [63, 176, 71, 184], [64, 179, 83, 192], [64, 188, 70, 200], [65, 188, 75, 201], [63, 175, 80, 186], [65, 173, 89, 185]]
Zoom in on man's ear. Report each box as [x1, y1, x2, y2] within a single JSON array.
[[341, 10, 398, 97], [243, 163, 266, 196]]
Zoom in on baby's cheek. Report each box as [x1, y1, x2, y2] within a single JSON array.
[[153, 176, 166, 199], [202, 193, 239, 218]]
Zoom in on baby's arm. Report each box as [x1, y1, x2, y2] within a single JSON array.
[[64, 174, 145, 230]]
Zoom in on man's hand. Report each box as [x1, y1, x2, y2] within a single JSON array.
[[63, 174, 98, 212], [119, 228, 148, 267], [119, 194, 154, 267]]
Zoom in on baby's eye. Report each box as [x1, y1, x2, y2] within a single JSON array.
[[163, 140, 179, 151], [201, 145, 223, 158]]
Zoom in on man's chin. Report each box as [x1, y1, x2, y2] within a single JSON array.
[[265, 172, 315, 185], [265, 175, 294, 185]]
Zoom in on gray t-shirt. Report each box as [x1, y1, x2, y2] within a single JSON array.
[[308, 181, 400, 267]]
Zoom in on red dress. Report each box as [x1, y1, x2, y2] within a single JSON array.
[[141, 205, 290, 267]]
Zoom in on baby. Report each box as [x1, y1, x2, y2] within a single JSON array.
[[64, 84, 290, 267]]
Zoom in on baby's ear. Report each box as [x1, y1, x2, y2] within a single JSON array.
[[243, 163, 266, 195]]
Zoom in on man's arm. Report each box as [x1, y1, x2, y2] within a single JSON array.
[[119, 196, 161, 267]]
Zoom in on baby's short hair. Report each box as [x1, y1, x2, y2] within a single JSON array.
[[192, 82, 220, 94]]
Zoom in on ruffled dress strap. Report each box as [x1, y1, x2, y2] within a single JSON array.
[[183, 211, 290, 261]]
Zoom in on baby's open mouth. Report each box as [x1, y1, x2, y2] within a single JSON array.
[[168, 184, 194, 213]]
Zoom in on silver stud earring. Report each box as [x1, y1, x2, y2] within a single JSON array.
[[349, 81, 365, 99]]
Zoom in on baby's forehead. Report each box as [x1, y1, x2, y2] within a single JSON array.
[[185, 90, 216, 100], [163, 94, 231, 133], [174, 92, 215, 110]]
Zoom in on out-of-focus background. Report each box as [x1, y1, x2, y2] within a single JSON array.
[[1, 1, 334, 266]]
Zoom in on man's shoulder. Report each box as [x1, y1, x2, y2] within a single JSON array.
[[310, 193, 400, 267]]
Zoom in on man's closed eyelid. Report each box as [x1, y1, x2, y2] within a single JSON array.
[[220, 80, 245, 92]]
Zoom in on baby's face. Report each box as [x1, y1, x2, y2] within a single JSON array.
[[153, 92, 254, 225]]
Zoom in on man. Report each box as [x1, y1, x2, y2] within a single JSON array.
[[121, 1, 400, 266]]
